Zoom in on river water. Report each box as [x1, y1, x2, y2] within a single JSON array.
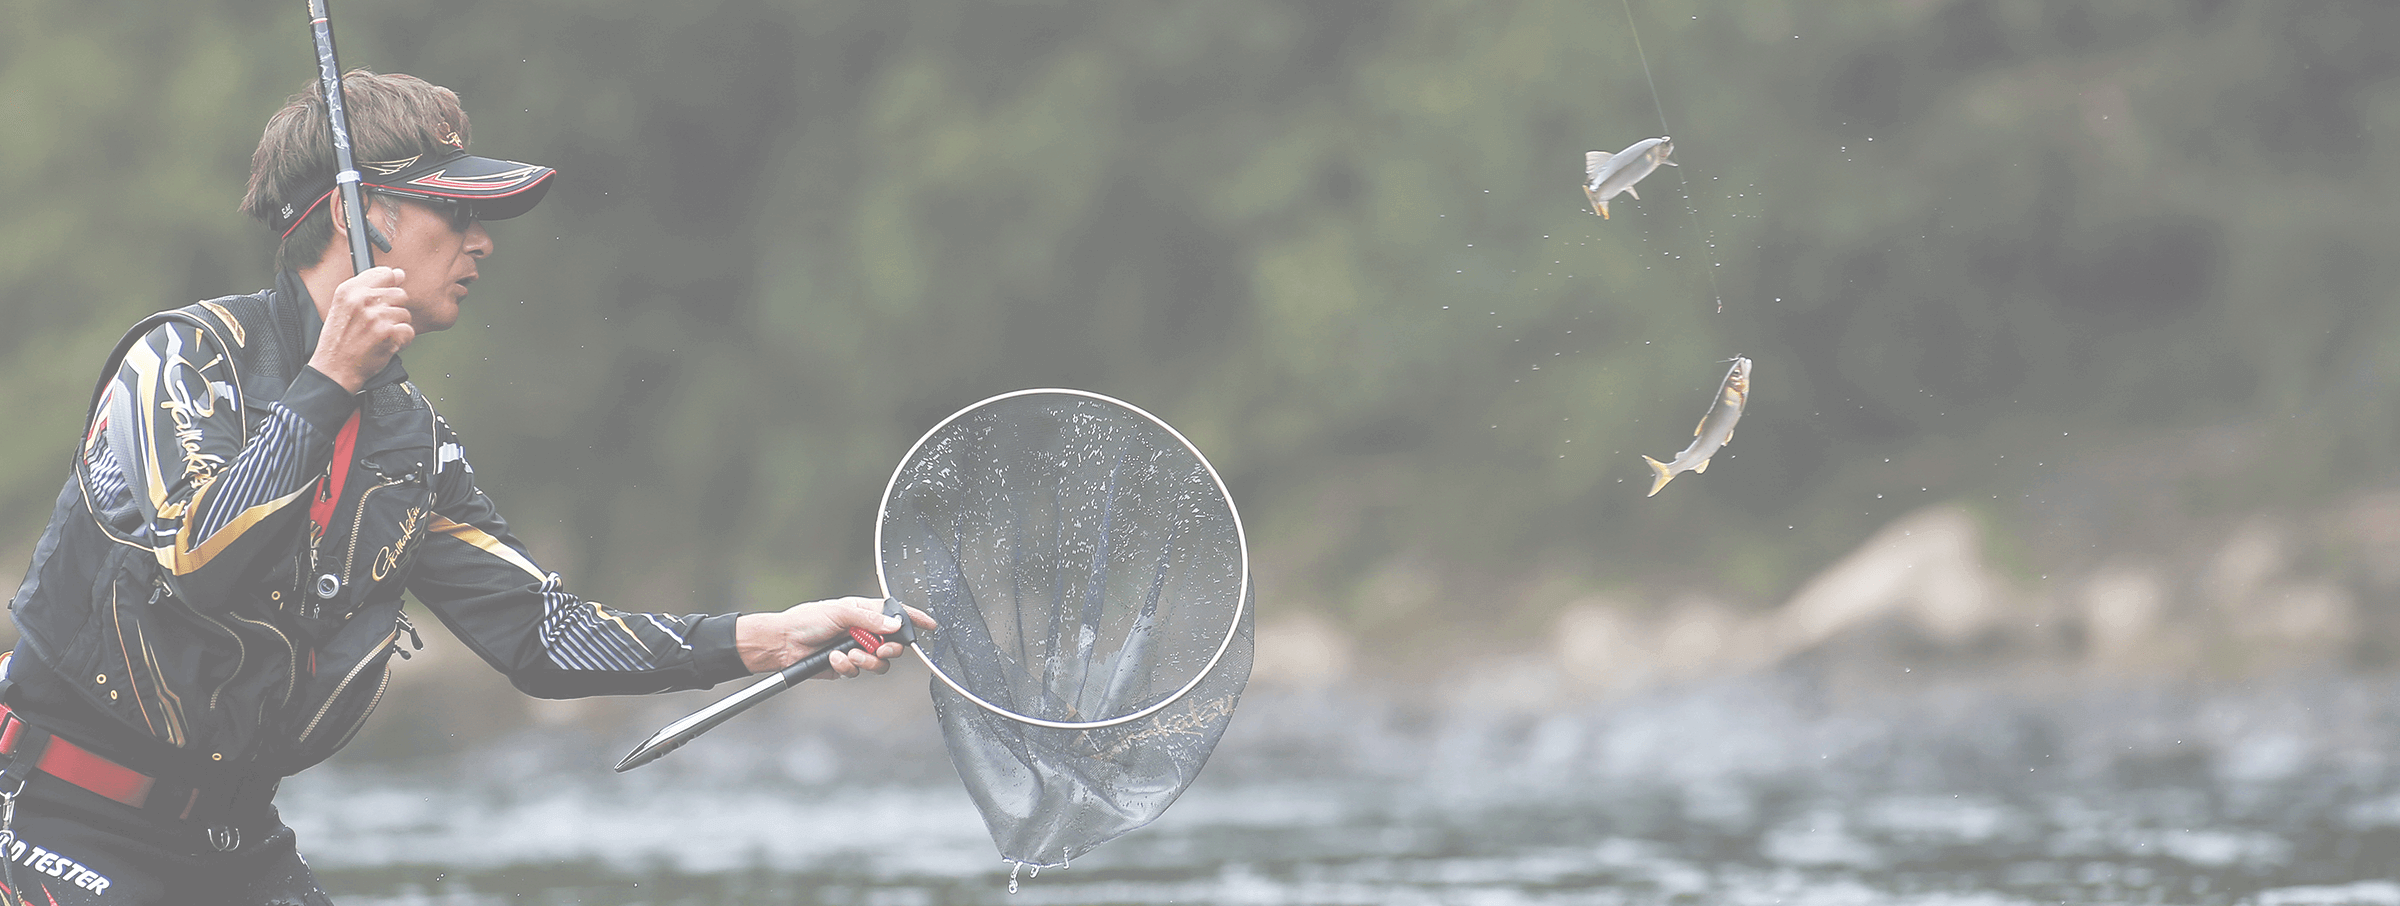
[[281, 670, 2400, 905]]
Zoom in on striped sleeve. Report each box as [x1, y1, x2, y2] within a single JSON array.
[[83, 441, 131, 526], [187, 406, 319, 542], [404, 413, 749, 698], [84, 321, 348, 606]]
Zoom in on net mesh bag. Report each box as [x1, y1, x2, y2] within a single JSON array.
[[879, 390, 1253, 870]]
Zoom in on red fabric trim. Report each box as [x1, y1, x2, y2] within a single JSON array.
[[310, 411, 363, 539], [404, 166, 546, 192], [0, 704, 156, 809], [279, 188, 337, 241], [39, 743, 153, 808]]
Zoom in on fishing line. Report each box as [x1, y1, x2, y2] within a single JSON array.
[[1621, 0, 1726, 314]]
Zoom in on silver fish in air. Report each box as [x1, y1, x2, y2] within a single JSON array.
[[1642, 356, 1750, 497], [1584, 137, 1676, 219]]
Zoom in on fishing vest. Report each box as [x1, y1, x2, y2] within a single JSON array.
[[10, 284, 429, 779]]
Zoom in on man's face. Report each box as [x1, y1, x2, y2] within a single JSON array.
[[371, 195, 492, 333]]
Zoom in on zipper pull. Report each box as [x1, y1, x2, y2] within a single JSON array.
[[394, 611, 425, 659], [148, 581, 167, 606]]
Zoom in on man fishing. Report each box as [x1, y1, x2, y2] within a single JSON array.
[[2, 70, 933, 905]]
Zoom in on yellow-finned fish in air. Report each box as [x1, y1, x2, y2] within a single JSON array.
[[1641, 356, 1750, 497], [1584, 137, 1676, 219]]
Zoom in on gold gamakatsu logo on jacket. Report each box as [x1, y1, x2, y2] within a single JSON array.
[[372, 506, 429, 582]]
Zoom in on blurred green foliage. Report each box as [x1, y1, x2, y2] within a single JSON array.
[[3, 1, 2396, 657]]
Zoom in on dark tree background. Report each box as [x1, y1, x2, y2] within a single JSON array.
[[4, 1, 2396, 668]]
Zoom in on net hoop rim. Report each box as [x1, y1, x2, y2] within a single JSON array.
[[877, 387, 1251, 730]]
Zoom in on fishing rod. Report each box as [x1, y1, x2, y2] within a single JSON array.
[[306, 0, 377, 275]]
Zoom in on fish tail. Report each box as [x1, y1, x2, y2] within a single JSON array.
[[1642, 455, 1673, 497], [1599, 199, 1611, 220]]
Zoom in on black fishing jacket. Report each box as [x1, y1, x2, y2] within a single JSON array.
[[8, 273, 749, 784]]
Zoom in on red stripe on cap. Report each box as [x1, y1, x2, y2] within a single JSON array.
[[406, 166, 545, 192], [279, 188, 338, 241]]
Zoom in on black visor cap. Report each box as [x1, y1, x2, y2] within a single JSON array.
[[273, 149, 555, 236]]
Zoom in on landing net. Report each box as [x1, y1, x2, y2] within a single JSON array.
[[877, 389, 1253, 870]]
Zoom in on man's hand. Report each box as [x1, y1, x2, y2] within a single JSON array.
[[308, 265, 415, 392], [736, 596, 939, 678]]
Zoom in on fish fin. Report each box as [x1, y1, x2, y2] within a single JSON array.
[[1663, 159, 1678, 166], [1599, 199, 1611, 219], [1585, 187, 1606, 218], [1721, 424, 1734, 445], [1626, 186, 1639, 201], [1642, 455, 1673, 497], [1586, 150, 1607, 182], [1693, 416, 1707, 437], [1695, 456, 1710, 474]]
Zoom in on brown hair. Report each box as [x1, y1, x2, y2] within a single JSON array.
[[240, 70, 474, 273]]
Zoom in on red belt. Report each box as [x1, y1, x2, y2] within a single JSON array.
[[0, 709, 154, 805], [0, 703, 201, 819]]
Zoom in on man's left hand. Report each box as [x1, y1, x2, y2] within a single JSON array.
[[734, 596, 938, 677]]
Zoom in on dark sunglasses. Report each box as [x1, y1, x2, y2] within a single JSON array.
[[371, 190, 479, 232]]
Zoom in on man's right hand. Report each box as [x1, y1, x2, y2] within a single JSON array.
[[308, 266, 415, 393]]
